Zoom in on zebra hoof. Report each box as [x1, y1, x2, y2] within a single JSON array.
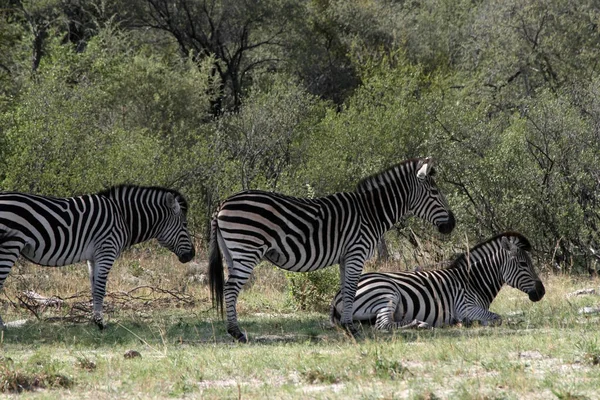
[[228, 328, 248, 343], [94, 318, 106, 331], [236, 334, 248, 343], [341, 323, 363, 340]]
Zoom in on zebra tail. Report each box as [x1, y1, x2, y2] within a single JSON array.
[[208, 215, 225, 317]]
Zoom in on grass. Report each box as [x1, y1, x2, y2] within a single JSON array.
[[1, 246, 600, 399]]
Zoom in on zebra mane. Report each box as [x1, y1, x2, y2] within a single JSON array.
[[356, 158, 431, 193], [98, 185, 189, 212], [447, 231, 532, 269]]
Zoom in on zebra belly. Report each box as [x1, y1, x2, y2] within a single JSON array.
[[21, 240, 92, 266], [265, 248, 340, 272], [393, 292, 456, 327]]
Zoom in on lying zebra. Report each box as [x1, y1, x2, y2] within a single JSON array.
[[330, 232, 545, 330]]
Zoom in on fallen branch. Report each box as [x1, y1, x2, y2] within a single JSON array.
[[9, 285, 200, 325], [567, 288, 600, 298]]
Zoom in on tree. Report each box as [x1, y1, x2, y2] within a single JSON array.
[[128, 0, 297, 114]]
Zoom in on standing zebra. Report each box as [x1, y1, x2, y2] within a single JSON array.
[[0, 185, 195, 329], [209, 157, 456, 341], [330, 232, 545, 330]]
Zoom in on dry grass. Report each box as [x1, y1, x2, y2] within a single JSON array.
[[0, 244, 599, 399]]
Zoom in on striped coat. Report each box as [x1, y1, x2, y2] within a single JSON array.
[[330, 232, 545, 330]]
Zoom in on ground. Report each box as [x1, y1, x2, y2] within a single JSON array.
[[0, 249, 599, 399]]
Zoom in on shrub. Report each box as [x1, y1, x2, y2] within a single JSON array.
[[285, 267, 340, 312]]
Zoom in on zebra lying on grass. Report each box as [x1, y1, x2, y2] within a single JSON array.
[[209, 157, 456, 342], [330, 232, 545, 330], [0, 185, 195, 329]]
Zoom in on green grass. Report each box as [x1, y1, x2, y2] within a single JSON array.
[[1, 251, 600, 399]]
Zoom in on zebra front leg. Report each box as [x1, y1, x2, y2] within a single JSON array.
[[88, 259, 115, 330], [480, 312, 502, 326], [0, 238, 27, 330], [339, 260, 363, 340], [465, 306, 502, 327]]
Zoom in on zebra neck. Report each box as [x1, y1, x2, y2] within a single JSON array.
[[357, 186, 410, 237], [108, 187, 165, 247], [458, 251, 505, 306]]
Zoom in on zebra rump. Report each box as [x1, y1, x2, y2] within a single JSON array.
[[330, 232, 545, 330]]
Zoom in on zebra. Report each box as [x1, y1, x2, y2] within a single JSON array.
[[330, 232, 545, 330], [0, 185, 195, 329], [208, 157, 456, 342]]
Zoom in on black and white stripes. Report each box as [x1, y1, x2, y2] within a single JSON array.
[[0, 185, 195, 329], [209, 157, 456, 341], [330, 232, 545, 330]]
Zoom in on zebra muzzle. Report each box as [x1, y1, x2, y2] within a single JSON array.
[[528, 280, 546, 302], [178, 249, 195, 263], [437, 211, 456, 234]]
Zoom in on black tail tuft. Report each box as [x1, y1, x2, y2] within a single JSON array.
[[208, 216, 224, 317]]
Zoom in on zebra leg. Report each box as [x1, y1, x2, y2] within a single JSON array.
[[479, 311, 502, 326], [374, 298, 431, 330], [339, 261, 363, 339], [224, 259, 257, 343], [0, 238, 26, 330], [396, 320, 432, 329], [88, 259, 115, 330], [465, 306, 502, 326], [374, 307, 396, 331]]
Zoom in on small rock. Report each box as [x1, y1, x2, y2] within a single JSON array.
[[124, 350, 142, 359], [519, 351, 544, 359], [5, 319, 28, 328], [578, 306, 600, 315], [506, 311, 524, 317]]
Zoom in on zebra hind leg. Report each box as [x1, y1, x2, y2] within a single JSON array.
[[0, 239, 26, 330], [224, 259, 258, 343]]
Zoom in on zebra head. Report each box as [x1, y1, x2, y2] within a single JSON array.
[[500, 234, 545, 302], [409, 157, 456, 234], [156, 192, 195, 263]]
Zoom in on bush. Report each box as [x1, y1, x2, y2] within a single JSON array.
[[285, 267, 340, 312]]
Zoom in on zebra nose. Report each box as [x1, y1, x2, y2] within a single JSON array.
[[528, 281, 545, 302], [437, 211, 456, 234], [178, 248, 195, 263]]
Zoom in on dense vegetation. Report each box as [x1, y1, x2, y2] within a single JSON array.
[[1, 0, 599, 272]]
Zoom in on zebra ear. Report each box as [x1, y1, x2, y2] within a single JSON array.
[[501, 236, 519, 255], [416, 157, 434, 179], [166, 193, 181, 214]]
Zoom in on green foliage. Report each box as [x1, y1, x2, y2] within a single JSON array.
[[300, 53, 434, 194], [576, 337, 600, 366], [372, 348, 409, 380], [285, 267, 340, 312], [300, 366, 343, 384], [1, 27, 217, 196], [211, 74, 325, 199], [1, 0, 600, 275], [0, 355, 73, 393]]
